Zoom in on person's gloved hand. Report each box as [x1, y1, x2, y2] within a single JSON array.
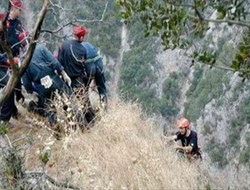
[[100, 94, 107, 111], [15, 90, 25, 103], [61, 70, 71, 86], [26, 91, 38, 101]]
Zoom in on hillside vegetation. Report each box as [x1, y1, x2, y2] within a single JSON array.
[[1, 98, 210, 189], [2, 0, 250, 189]]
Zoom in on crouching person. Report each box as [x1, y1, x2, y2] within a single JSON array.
[[168, 117, 202, 161], [21, 43, 71, 124]]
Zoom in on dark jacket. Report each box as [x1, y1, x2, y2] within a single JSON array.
[[58, 39, 86, 78], [0, 18, 22, 72], [0, 56, 9, 86], [81, 42, 99, 60], [22, 44, 64, 93], [0, 51, 8, 73], [0, 17, 23, 122], [7, 18, 23, 56], [0, 18, 22, 74], [175, 130, 199, 155]]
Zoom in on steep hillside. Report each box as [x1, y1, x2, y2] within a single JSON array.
[[196, 72, 250, 189], [1, 0, 249, 189], [150, 48, 250, 189], [1, 98, 210, 189], [116, 8, 250, 189]]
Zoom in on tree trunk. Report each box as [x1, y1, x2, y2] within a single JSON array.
[[0, 0, 49, 106]]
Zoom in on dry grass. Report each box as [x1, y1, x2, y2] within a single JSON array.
[[8, 97, 209, 190]]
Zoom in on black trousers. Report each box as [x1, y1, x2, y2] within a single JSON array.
[[84, 59, 107, 96], [0, 69, 18, 121], [70, 76, 95, 124], [32, 75, 72, 123]]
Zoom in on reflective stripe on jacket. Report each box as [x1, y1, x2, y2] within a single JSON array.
[[81, 42, 101, 63]]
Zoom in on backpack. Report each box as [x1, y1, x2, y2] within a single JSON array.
[[81, 42, 101, 63]]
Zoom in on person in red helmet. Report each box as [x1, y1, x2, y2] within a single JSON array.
[[8, 0, 24, 56], [58, 25, 89, 88], [59, 25, 107, 99], [58, 24, 107, 128], [167, 117, 202, 160], [0, 0, 24, 124], [9, 0, 25, 102]]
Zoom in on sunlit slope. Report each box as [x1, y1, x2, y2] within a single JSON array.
[[20, 99, 209, 189]]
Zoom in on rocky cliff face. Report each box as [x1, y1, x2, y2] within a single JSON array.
[[105, 17, 250, 188], [154, 47, 250, 189], [196, 73, 250, 189]]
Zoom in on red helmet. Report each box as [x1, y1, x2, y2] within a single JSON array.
[[73, 25, 88, 38], [177, 117, 190, 129], [0, 13, 5, 20], [11, 0, 23, 8]]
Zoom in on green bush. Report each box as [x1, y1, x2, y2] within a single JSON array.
[[239, 132, 250, 166], [205, 138, 228, 168], [157, 72, 181, 118], [186, 65, 203, 97], [119, 18, 160, 114], [184, 68, 229, 121], [201, 123, 213, 135], [228, 118, 244, 149], [240, 97, 250, 123]]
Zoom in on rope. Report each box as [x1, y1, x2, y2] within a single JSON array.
[[70, 44, 85, 65]]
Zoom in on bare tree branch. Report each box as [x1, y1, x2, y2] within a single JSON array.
[[77, 1, 109, 23], [209, 64, 234, 72], [0, 0, 49, 106], [189, 0, 250, 28], [0, 2, 21, 104], [42, 1, 110, 35], [201, 17, 250, 28], [19, 0, 49, 75], [42, 20, 77, 34], [167, 0, 250, 28], [166, 0, 194, 8]]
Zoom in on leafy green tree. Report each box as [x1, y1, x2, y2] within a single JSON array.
[[116, 0, 250, 80]]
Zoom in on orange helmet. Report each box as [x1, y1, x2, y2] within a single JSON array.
[[73, 25, 89, 38], [177, 117, 190, 129]]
